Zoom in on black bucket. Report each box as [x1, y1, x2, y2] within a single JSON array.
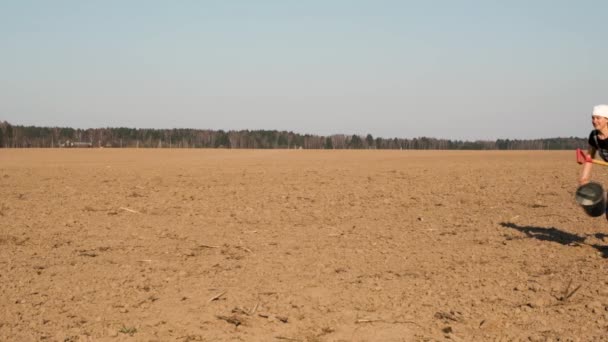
[[575, 182, 606, 217]]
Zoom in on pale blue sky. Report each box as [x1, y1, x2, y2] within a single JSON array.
[[1, 1, 606, 140]]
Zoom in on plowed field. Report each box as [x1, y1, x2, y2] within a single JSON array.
[[2, 149, 606, 341]]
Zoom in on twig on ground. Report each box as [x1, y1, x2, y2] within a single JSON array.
[[356, 319, 383, 323], [434, 311, 463, 322], [231, 307, 250, 315], [562, 279, 573, 299], [563, 284, 582, 302], [553, 279, 582, 302], [249, 302, 259, 315], [208, 291, 227, 302], [198, 244, 220, 249], [236, 245, 252, 253], [275, 337, 300, 341], [216, 315, 241, 327], [119, 207, 140, 214], [356, 318, 421, 327], [564, 286, 582, 301]]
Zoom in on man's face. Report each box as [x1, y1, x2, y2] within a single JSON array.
[[592, 115, 608, 130]]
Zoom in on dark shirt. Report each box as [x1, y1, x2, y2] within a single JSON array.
[[589, 130, 608, 162]]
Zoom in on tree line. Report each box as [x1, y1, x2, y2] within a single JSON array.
[[0, 121, 586, 150]]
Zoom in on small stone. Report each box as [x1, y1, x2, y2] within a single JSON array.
[[514, 284, 526, 291], [479, 319, 499, 330], [528, 283, 542, 292], [587, 301, 603, 310], [528, 298, 544, 308]]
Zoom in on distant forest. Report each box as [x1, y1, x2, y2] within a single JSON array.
[[0, 121, 586, 150]]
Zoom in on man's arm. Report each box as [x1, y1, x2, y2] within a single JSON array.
[[579, 147, 597, 185]]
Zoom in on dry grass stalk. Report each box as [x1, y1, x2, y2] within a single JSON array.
[[562, 279, 582, 302], [356, 318, 421, 326], [275, 337, 300, 341], [198, 244, 220, 249], [249, 302, 259, 315], [208, 291, 227, 302], [216, 315, 241, 327]]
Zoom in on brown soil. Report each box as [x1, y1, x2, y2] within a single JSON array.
[[1, 149, 606, 341]]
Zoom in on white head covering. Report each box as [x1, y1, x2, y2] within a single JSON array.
[[593, 104, 608, 118]]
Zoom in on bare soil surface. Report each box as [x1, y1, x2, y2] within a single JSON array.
[[1, 149, 607, 341]]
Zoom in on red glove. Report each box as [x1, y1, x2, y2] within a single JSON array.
[[576, 148, 593, 164]]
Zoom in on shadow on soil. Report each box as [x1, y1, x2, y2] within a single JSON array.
[[500, 222, 608, 258]]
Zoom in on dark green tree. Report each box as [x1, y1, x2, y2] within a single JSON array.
[[277, 133, 288, 148], [214, 130, 231, 148], [349, 135, 363, 149], [5, 123, 13, 147], [366, 134, 374, 148], [375, 137, 383, 148]]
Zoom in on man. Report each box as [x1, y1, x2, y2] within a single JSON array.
[[579, 104, 608, 186]]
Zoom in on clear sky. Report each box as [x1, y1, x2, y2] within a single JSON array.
[[1, 1, 606, 140]]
